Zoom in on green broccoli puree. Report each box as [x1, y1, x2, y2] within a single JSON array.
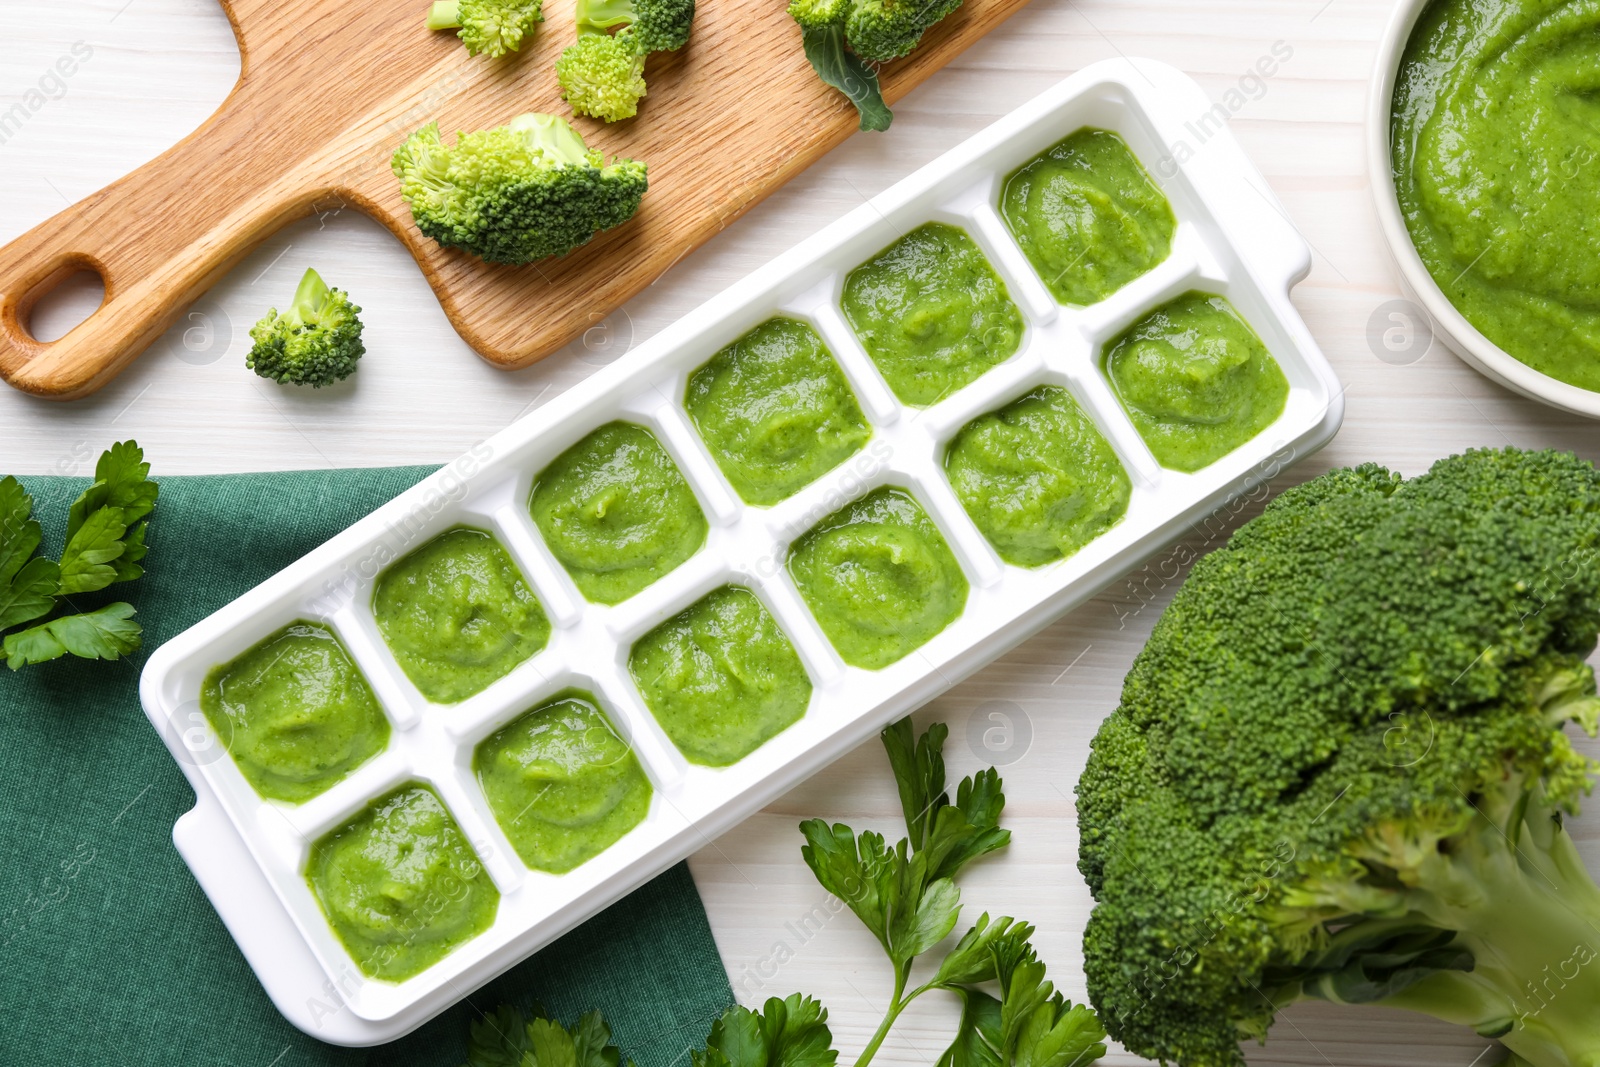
[[1393, 0, 1600, 392], [371, 527, 550, 704], [306, 783, 499, 982], [945, 386, 1132, 567], [475, 690, 652, 873], [1104, 292, 1289, 472], [840, 222, 1024, 406], [529, 422, 707, 604], [685, 318, 872, 506], [201, 622, 390, 804], [787, 487, 968, 670], [628, 586, 811, 766], [1001, 128, 1176, 306]]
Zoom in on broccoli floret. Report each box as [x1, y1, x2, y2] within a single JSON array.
[[1077, 447, 1600, 1067], [844, 0, 961, 62], [246, 269, 364, 387], [553, 0, 692, 124], [575, 0, 693, 52], [555, 29, 647, 123], [391, 112, 648, 264], [787, 0, 952, 130], [426, 0, 544, 57]]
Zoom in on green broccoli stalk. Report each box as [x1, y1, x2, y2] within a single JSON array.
[[555, 29, 648, 123], [426, 0, 544, 58], [1076, 447, 1600, 1067], [553, 0, 693, 123], [391, 112, 648, 264], [246, 269, 364, 387], [787, 0, 960, 131]]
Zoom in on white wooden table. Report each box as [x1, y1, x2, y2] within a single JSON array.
[[4, 1, 1596, 1063]]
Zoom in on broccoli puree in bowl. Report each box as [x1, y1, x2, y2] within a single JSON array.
[[306, 783, 498, 982], [372, 527, 551, 704], [629, 585, 811, 766], [529, 422, 707, 604], [1104, 292, 1288, 472], [201, 622, 390, 803], [1001, 128, 1175, 306], [685, 318, 872, 506], [787, 487, 968, 670], [945, 386, 1132, 567], [1393, 0, 1600, 392], [841, 222, 1024, 406], [474, 689, 652, 873]]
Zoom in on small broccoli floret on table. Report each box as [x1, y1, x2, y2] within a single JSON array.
[[844, 0, 962, 61], [246, 268, 364, 387], [574, 0, 694, 52], [1077, 447, 1600, 1067], [555, 29, 647, 123], [391, 112, 648, 265], [427, 0, 544, 58]]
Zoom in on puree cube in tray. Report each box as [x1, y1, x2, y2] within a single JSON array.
[[140, 58, 1342, 1045]]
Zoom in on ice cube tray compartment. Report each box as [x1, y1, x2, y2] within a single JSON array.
[[140, 58, 1342, 1045]]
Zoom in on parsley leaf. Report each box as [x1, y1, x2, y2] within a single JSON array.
[[66, 440, 158, 540], [932, 917, 1107, 1067], [0, 477, 59, 630], [464, 1004, 630, 1067], [58, 440, 157, 594], [3, 602, 141, 669], [691, 995, 837, 1067], [57, 506, 130, 594], [881, 718, 1011, 883]]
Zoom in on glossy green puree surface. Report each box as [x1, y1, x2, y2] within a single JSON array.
[[306, 784, 498, 981], [529, 422, 707, 604], [945, 386, 1131, 567], [201, 622, 389, 803], [1394, 0, 1600, 391], [841, 222, 1024, 406], [1001, 128, 1175, 307], [629, 585, 810, 766], [372, 527, 550, 704], [787, 487, 968, 670], [1105, 292, 1288, 472], [686, 318, 872, 506], [475, 690, 651, 873]]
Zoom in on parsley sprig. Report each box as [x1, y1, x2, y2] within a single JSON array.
[[465, 720, 1105, 1067], [0, 441, 157, 670]]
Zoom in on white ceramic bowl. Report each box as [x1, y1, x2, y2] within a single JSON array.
[[141, 57, 1344, 1045], [1368, 0, 1600, 419]]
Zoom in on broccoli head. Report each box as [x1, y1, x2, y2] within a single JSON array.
[[246, 268, 364, 387], [555, 29, 647, 123], [1077, 447, 1600, 1067], [844, 0, 962, 62], [391, 112, 648, 265], [427, 0, 544, 57], [575, 0, 694, 52]]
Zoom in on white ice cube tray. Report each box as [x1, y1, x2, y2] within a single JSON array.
[[139, 57, 1343, 1045]]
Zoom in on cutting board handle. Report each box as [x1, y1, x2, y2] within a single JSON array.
[[0, 133, 322, 400]]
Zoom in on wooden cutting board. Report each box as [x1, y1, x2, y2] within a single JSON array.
[[0, 0, 1032, 400]]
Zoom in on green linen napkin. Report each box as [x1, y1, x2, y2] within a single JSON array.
[[0, 466, 734, 1067]]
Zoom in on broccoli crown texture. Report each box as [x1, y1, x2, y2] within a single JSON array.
[[1077, 448, 1600, 1067], [391, 112, 647, 265], [246, 268, 364, 387], [576, 0, 693, 52], [555, 30, 647, 123], [786, 0, 957, 62], [427, 0, 544, 57]]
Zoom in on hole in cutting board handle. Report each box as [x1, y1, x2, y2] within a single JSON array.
[[18, 261, 107, 344]]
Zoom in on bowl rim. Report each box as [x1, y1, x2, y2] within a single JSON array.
[[1366, 0, 1600, 419]]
